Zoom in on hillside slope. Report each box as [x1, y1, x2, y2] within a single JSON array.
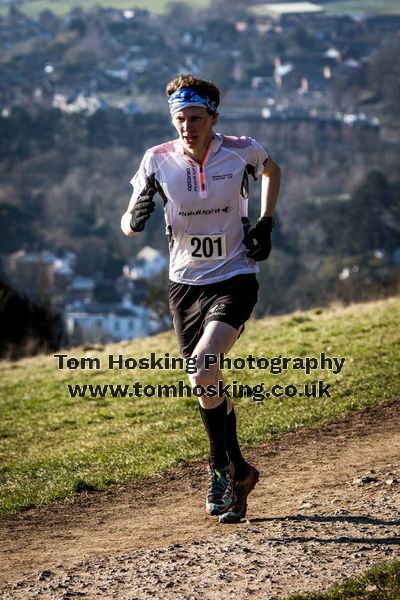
[[0, 296, 399, 517]]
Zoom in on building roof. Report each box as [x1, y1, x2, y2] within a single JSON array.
[[135, 245, 165, 262], [250, 3, 324, 19], [65, 302, 139, 317]]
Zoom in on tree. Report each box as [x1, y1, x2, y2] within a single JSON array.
[[142, 271, 171, 330], [0, 278, 62, 359], [368, 38, 400, 121], [339, 171, 398, 256]]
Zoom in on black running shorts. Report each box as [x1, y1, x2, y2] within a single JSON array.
[[169, 273, 259, 358]]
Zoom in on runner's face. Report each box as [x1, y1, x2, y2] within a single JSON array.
[[172, 106, 216, 160]]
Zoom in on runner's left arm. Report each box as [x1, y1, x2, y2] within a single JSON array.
[[245, 150, 281, 262], [259, 157, 281, 219]]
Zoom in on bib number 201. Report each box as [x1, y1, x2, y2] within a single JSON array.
[[188, 234, 226, 260]]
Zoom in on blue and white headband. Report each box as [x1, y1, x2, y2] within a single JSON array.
[[168, 88, 218, 116]]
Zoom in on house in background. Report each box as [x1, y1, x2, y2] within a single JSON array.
[[5, 245, 169, 344], [65, 246, 169, 344], [250, 2, 324, 24], [117, 245, 168, 307], [122, 246, 167, 280], [64, 298, 162, 344], [6, 249, 77, 308]]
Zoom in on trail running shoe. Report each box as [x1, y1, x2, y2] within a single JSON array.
[[206, 462, 235, 516], [219, 465, 259, 524]]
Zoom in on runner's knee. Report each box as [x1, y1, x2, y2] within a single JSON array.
[[189, 362, 220, 389]]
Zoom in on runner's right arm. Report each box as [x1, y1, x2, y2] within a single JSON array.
[[121, 152, 157, 236]]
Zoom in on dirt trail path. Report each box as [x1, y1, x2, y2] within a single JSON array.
[[0, 400, 399, 599]]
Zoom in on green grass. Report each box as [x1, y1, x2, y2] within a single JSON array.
[[0, 0, 210, 17], [324, 0, 400, 15], [0, 296, 399, 517], [289, 560, 400, 600], [2, 0, 400, 17]]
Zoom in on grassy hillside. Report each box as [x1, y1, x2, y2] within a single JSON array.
[[3, 0, 400, 17], [0, 296, 399, 517], [324, 0, 400, 16], [0, 0, 211, 17]]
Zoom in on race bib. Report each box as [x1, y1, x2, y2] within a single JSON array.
[[187, 234, 226, 261]]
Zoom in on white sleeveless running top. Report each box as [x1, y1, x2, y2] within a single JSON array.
[[129, 132, 269, 285]]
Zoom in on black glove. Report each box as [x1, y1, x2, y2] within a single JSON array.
[[246, 217, 274, 262], [129, 181, 157, 232]]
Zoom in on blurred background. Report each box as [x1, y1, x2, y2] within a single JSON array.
[[0, 0, 399, 357]]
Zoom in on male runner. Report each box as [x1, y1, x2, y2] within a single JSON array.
[[121, 74, 281, 523]]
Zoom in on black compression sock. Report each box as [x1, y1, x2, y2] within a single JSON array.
[[199, 398, 229, 469], [226, 408, 250, 481]]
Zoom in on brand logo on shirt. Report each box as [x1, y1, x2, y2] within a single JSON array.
[[186, 165, 198, 192], [211, 174, 233, 181], [178, 206, 233, 217]]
